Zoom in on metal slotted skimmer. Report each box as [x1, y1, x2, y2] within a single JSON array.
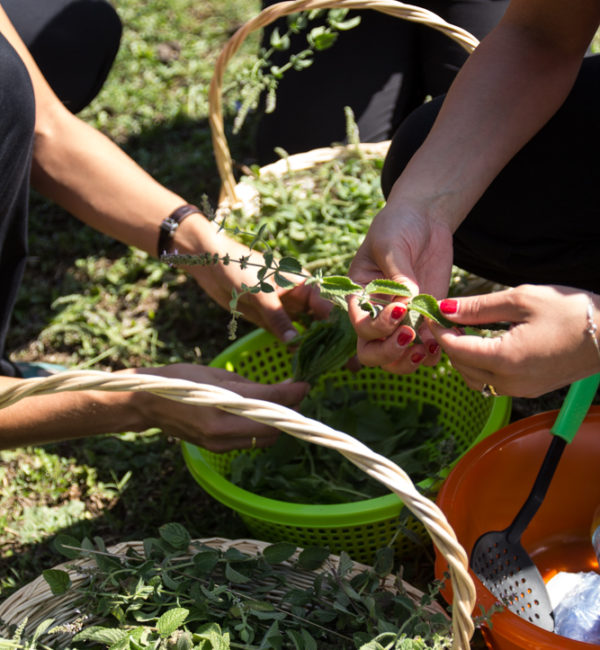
[[470, 374, 600, 631]]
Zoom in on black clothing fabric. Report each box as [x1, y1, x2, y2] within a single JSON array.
[[0, 0, 121, 376], [255, 0, 509, 164], [381, 54, 600, 292], [1, 0, 122, 112], [0, 33, 35, 377]]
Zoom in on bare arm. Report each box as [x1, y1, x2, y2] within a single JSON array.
[[0, 367, 309, 452], [348, 0, 600, 374], [0, 6, 329, 340], [386, 0, 600, 230]]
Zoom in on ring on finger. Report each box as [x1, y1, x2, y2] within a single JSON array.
[[481, 383, 498, 398]]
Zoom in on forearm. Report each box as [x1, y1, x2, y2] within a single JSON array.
[[30, 113, 188, 255], [387, 0, 600, 230], [0, 374, 144, 449]]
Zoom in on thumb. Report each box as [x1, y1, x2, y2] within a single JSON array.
[[438, 290, 518, 327], [262, 304, 299, 343]]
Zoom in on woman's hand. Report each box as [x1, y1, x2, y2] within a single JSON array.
[[428, 284, 600, 397], [131, 365, 310, 452], [183, 225, 331, 342], [347, 204, 454, 374]]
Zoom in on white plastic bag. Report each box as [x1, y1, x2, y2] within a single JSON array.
[[553, 571, 600, 644]]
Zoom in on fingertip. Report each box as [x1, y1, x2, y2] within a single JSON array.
[[426, 341, 440, 356], [281, 328, 299, 342], [410, 351, 426, 366], [439, 298, 459, 316]]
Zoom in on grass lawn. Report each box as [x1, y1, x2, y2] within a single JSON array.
[[1, 0, 263, 599], [1, 3, 598, 646]]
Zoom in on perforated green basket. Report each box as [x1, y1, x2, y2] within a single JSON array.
[[182, 328, 511, 563]]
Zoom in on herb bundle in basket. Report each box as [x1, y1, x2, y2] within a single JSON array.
[[0, 523, 452, 650]]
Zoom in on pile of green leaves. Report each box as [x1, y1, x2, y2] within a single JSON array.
[[230, 384, 454, 504], [228, 146, 384, 276], [0, 523, 453, 649]]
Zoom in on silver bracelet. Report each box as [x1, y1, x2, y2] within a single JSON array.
[[586, 298, 600, 363]]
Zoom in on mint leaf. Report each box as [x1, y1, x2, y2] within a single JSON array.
[[159, 522, 191, 550], [408, 294, 455, 328], [225, 563, 251, 584], [42, 569, 71, 596], [157, 607, 189, 637], [320, 275, 362, 294], [298, 546, 330, 570], [364, 279, 413, 297], [263, 542, 297, 564], [53, 534, 83, 559], [73, 626, 129, 644], [278, 256, 303, 274]]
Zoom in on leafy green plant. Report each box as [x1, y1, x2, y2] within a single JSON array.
[[0, 523, 454, 649], [230, 386, 452, 504], [227, 141, 384, 276], [232, 10, 362, 134]]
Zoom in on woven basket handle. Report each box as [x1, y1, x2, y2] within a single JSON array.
[[0, 370, 477, 649], [209, 0, 479, 208]]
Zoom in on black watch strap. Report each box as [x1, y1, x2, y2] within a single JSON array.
[[157, 204, 201, 257]]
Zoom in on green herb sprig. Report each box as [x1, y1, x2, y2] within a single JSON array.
[[232, 10, 362, 135], [0, 523, 456, 649]]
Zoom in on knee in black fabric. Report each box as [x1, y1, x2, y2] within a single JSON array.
[[3, 0, 122, 112]]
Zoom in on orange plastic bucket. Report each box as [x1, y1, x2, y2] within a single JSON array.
[[435, 406, 600, 650]]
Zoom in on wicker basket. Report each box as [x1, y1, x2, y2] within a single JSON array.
[[207, 0, 479, 213], [0, 370, 477, 648], [0, 535, 448, 648]]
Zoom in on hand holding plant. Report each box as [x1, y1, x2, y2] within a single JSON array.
[[347, 201, 456, 375], [177, 217, 330, 343]]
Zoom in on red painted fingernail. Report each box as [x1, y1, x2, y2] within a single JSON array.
[[439, 299, 458, 315], [391, 304, 407, 320], [397, 331, 412, 346], [428, 342, 440, 355], [411, 352, 425, 364]]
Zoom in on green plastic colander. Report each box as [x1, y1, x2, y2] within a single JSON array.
[[182, 328, 511, 563]]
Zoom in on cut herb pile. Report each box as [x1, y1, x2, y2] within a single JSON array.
[[0, 523, 453, 649], [229, 148, 384, 276], [230, 384, 454, 504]]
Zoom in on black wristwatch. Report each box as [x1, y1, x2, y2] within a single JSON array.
[[157, 204, 201, 257]]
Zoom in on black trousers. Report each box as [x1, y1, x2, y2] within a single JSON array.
[[382, 54, 600, 293], [255, 0, 509, 164], [1, 0, 122, 112]]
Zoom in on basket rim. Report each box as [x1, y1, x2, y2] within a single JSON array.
[[181, 328, 511, 525]]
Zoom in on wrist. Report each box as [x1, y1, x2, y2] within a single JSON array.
[[157, 204, 207, 257], [90, 370, 149, 432], [95, 368, 169, 433]]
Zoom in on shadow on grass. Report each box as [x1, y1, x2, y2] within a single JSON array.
[[1, 113, 260, 596]]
